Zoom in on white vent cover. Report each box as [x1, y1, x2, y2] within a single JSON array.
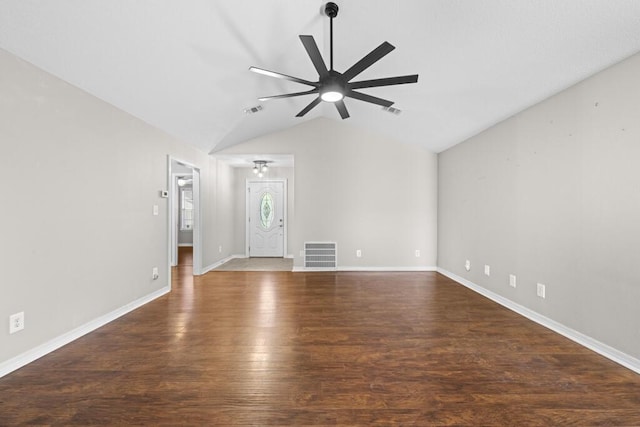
[[304, 242, 337, 270]]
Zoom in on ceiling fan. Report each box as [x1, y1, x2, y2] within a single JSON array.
[[249, 2, 418, 119]]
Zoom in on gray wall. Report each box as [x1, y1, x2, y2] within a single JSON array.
[[217, 118, 438, 269], [207, 156, 236, 263], [438, 52, 640, 360], [0, 48, 232, 367]]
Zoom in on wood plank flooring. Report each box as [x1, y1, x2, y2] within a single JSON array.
[[1, 260, 640, 425]]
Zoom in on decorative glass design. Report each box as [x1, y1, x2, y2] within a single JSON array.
[[260, 192, 274, 229]]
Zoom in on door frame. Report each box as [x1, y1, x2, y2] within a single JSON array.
[[168, 156, 202, 285], [246, 179, 287, 258]]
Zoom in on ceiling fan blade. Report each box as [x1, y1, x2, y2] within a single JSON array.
[[335, 100, 350, 119], [259, 89, 319, 101], [299, 35, 329, 78], [342, 41, 395, 81], [346, 90, 394, 108], [348, 74, 418, 90], [296, 97, 322, 117], [249, 66, 318, 87]]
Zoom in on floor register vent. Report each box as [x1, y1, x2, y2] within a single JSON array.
[[304, 242, 337, 270]]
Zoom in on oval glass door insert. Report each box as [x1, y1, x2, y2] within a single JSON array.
[[260, 192, 275, 229]]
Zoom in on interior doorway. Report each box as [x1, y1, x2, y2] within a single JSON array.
[[168, 157, 202, 281], [171, 171, 193, 266], [246, 179, 287, 257]]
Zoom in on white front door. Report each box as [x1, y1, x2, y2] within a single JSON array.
[[248, 180, 285, 257]]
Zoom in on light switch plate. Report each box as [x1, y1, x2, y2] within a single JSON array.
[[537, 283, 546, 299]]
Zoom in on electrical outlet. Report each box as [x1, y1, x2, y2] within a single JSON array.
[[218, 245, 222, 253], [153, 205, 159, 216], [537, 283, 546, 299], [484, 265, 491, 276], [9, 312, 24, 334], [509, 274, 517, 288], [356, 249, 362, 258], [299, 250, 304, 257], [152, 267, 159, 280], [415, 249, 420, 257], [465, 260, 471, 271]]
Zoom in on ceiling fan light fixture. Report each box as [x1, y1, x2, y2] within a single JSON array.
[[320, 78, 345, 102], [249, 2, 418, 119], [320, 90, 344, 103]]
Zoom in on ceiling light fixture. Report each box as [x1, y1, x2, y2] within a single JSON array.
[[252, 160, 269, 178], [177, 177, 192, 187]]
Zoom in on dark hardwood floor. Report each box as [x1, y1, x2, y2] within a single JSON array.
[[1, 258, 640, 425]]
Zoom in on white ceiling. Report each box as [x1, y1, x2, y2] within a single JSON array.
[[1, 1, 640, 154]]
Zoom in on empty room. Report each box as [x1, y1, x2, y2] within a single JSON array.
[[1, 1, 640, 425]]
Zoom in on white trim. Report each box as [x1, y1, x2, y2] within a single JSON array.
[[285, 254, 294, 259], [0, 286, 170, 379], [292, 266, 437, 272], [201, 254, 247, 274], [191, 168, 202, 275], [338, 266, 437, 272], [292, 267, 333, 272], [177, 243, 193, 247], [437, 268, 640, 375], [167, 156, 173, 286]]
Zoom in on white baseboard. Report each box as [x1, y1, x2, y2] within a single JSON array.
[[437, 268, 640, 375], [0, 286, 170, 379], [201, 254, 247, 274], [178, 243, 193, 247], [292, 267, 334, 272], [292, 266, 437, 272], [285, 254, 294, 259], [338, 266, 437, 272]]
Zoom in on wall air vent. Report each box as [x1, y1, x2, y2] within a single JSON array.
[[304, 242, 337, 270]]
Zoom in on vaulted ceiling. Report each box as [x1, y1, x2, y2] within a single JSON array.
[[1, 1, 639, 154]]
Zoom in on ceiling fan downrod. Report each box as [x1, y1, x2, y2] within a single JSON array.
[[325, 2, 339, 71]]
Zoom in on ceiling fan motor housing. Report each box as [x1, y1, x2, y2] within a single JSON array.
[[321, 70, 346, 91]]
